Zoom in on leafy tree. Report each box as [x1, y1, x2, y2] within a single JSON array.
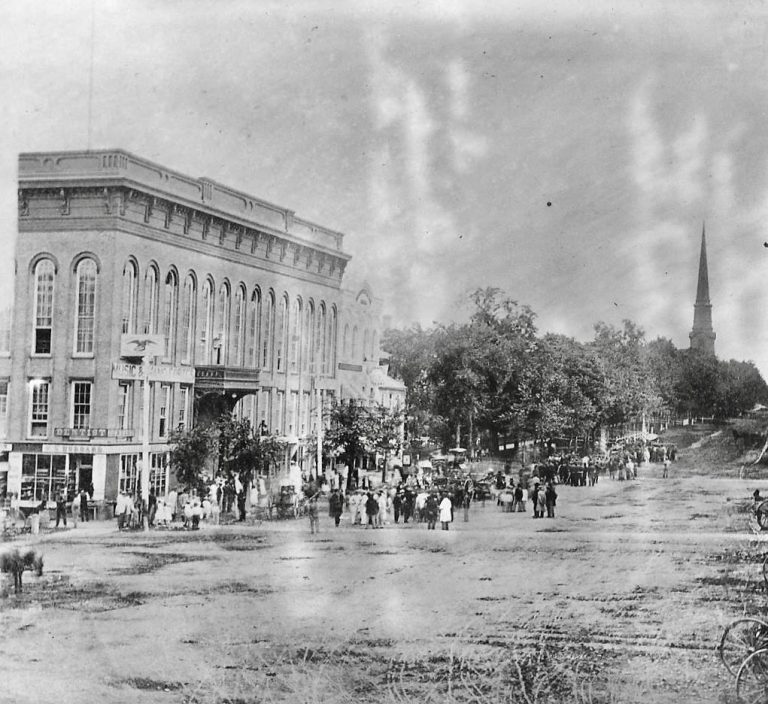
[[215, 416, 285, 484], [169, 423, 214, 495]]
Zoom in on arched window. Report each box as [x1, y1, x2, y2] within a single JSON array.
[[275, 294, 288, 372], [180, 274, 196, 364], [248, 288, 261, 368], [162, 270, 178, 361], [329, 307, 338, 373], [303, 301, 314, 372], [351, 326, 358, 360], [142, 266, 158, 335], [199, 278, 214, 364], [363, 329, 370, 362], [215, 282, 230, 365], [261, 291, 274, 369], [232, 285, 245, 367], [290, 297, 302, 372], [342, 323, 349, 359], [74, 258, 97, 354], [121, 260, 137, 334], [318, 303, 327, 374], [33, 259, 55, 354]]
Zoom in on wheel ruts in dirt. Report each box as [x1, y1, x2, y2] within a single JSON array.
[[735, 647, 768, 703], [718, 618, 768, 676]]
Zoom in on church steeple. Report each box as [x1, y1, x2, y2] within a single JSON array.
[[689, 223, 716, 355]]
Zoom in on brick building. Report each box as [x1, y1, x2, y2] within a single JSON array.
[[4, 150, 404, 511]]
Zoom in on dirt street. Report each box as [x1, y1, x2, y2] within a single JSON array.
[[0, 471, 763, 704]]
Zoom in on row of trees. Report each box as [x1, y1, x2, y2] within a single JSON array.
[[170, 401, 404, 492], [383, 288, 768, 452]]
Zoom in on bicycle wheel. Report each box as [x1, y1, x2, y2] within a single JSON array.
[[719, 618, 768, 676], [736, 647, 768, 703]]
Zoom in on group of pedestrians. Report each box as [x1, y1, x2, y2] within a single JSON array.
[[318, 486, 456, 532]]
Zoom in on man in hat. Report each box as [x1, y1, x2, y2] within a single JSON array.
[[530, 482, 541, 518]]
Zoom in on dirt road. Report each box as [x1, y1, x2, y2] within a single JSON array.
[[0, 472, 763, 704]]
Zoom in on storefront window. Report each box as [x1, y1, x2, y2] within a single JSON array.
[[119, 454, 140, 495], [20, 454, 66, 501], [149, 452, 168, 496]]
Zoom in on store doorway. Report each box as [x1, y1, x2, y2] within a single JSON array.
[[72, 454, 93, 497]]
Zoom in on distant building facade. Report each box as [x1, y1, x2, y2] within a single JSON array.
[[689, 225, 716, 355], [4, 150, 404, 509]]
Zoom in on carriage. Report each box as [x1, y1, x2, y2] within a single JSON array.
[[269, 485, 300, 519], [717, 502, 768, 701]]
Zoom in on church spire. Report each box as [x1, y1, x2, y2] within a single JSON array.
[[689, 223, 716, 355]]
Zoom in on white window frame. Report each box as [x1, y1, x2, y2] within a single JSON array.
[[118, 382, 133, 431], [28, 379, 50, 439], [74, 259, 97, 356], [158, 384, 170, 439], [33, 259, 55, 356], [70, 381, 92, 430], [177, 386, 189, 432]]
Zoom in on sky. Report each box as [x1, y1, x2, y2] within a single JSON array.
[[2, 1, 768, 375]]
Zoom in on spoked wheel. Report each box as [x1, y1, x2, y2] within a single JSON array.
[[736, 647, 768, 703], [762, 554, 768, 591], [757, 501, 768, 531], [719, 618, 768, 676]]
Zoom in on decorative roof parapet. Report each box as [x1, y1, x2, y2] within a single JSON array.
[[18, 149, 350, 260]]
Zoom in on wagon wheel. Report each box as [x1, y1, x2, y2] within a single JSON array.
[[757, 501, 768, 531], [762, 554, 768, 591], [736, 647, 768, 703], [719, 618, 768, 676]]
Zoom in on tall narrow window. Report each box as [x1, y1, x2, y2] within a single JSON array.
[[119, 455, 140, 495], [342, 323, 349, 359], [352, 326, 359, 360], [290, 298, 302, 372], [0, 380, 8, 438], [158, 384, 170, 438], [162, 271, 178, 361], [275, 295, 287, 372], [371, 330, 378, 361], [363, 329, 370, 363], [142, 266, 158, 335], [0, 307, 12, 355], [29, 380, 50, 438], [118, 382, 132, 430], [121, 260, 138, 334], [177, 386, 189, 432], [248, 289, 261, 367], [149, 452, 168, 495], [215, 283, 230, 365], [318, 304, 327, 374], [232, 286, 245, 367], [33, 259, 55, 354], [180, 274, 196, 364], [262, 292, 274, 369], [200, 279, 213, 364], [71, 381, 92, 429], [74, 259, 97, 354], [329, 308, 338, 373], [306, 301, 316, 372], [303, 302, 314, 372]]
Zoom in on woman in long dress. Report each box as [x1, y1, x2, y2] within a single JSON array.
[[439, 494, 452, 531]]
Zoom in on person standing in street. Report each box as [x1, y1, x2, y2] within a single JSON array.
[[329, 488, 344, 527], [307, 493, 320, 534], [424, 491, 438, 530], [55, 490, 67, 528], [79, 487, 90, 523], [545, 482, 557, 518], [530, 483, 541, 518], [439, 493, 452, 531]]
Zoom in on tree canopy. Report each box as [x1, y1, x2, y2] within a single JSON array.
[[382, 287, 768, 452]]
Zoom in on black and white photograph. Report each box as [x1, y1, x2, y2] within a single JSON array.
[[3, 1, 768, 702]]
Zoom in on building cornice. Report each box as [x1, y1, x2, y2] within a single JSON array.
[[18, 150, 351, 282]]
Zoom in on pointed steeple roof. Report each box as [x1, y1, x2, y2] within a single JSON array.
[[695, 223, 710, 304], [689, 222, 716, 355]]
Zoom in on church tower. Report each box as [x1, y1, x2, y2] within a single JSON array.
[[689, 224, 716, 355]]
